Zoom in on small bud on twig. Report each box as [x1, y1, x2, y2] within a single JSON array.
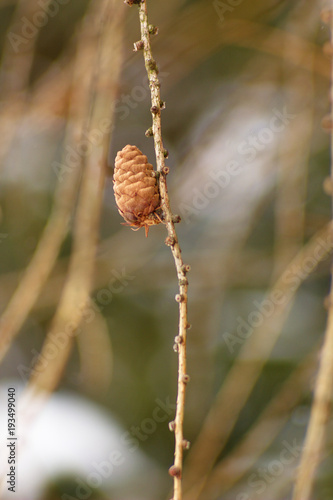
[[148, 58, 158, 72], [168, 465, 182, 478], [145, 127, 153, 137], [163, 148, 169, 158], [175, 335, 183, 344], [182, 374, 190, 384], [169, 420, 176, 431], [148, 24, 159, 35], [162, 166, 170, 175], [133, 40, 144, 51], [160, 100, 166, 110], [151, 105, 159, 114], [172, 214, 181, 224], [181, 264, 191, 273], [125, 0, 142, 5], [173, 343, 179, 352], [175, 294, 185, 303], [186, 322, 192, 330], [182, 439, 191, 450], [165, 235, 176, 246]]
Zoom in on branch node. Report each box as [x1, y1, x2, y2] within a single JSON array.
[[145, 127, 154, 137], [182, 439, 191, 450], [175, 335, 183, 344], [182, 374, 190, 384], [180, 278, 188, 286], [169, 420, 176, 431], [175, 293, 185, 303], [133, 40, 144, 51], [148, 24, 159, 35], [151, 105, 160, 114], [125, 0, 142, 5], [181, 264, 191, 273], [162, 166, 170, 175], [168, 465, 182, 478], [165, 235, 176, 246], [148, 58, 159, 72]]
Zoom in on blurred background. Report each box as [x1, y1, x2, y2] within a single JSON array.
[[0, 0, 332, 499]]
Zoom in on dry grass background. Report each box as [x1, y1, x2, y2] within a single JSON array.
[[0, 0, 332, 499]]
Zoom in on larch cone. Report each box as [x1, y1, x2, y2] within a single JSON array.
[[113, 145, 162, 237]]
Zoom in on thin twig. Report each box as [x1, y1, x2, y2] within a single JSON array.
[[292, 5, 333, 499], [133, 2, 190, 498]]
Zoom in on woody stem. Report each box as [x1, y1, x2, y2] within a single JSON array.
[[135, 1, 190, 499]]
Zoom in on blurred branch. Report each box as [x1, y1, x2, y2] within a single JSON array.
[[24, 0, 124, 396], [0, 2, 108, 365], [221, 18, 328, 79], [273, 1, 315, 279], [76, 307, 113, 395], [183, 222, 333, 499], [292, 5, 333, 499], [201, 348, 318, 500], [0, 0, 57, 167]]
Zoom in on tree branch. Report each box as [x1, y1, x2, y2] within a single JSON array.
[[291, 4, 333, 499], [132, 2, 190, 498]]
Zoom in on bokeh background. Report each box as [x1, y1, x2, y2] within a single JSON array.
[[0, 0, 332, 499]]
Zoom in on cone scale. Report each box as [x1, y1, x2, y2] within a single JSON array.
[[113, 145, 162, 236]]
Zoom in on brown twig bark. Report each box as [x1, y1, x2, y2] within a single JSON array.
[[131, 2, 190, 498], [291, 4, 333, 499]]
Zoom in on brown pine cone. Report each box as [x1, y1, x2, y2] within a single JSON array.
[[113, 145, 161, 237]]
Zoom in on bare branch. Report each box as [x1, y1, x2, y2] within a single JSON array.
[[133, 2, 190, 498], [292, 5, 333, 499], [25, 0, 124, 395]]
